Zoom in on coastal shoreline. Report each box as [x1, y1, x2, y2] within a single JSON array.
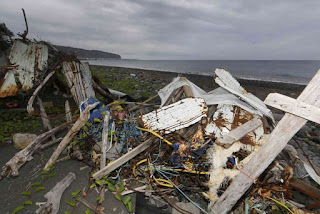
[[90, 65, 306, 101]]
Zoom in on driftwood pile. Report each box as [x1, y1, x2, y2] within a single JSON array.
[[1, 34, 320, 214]]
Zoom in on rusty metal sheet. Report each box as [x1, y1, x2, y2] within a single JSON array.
[[0, 40, 48, 98], [205, 104, 264, 145], [139, 97, 208, 134]]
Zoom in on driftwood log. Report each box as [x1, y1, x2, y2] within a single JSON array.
[[36, 172, 76, 214], [44, 102, 99, 171], [0, 123, 69, 179]]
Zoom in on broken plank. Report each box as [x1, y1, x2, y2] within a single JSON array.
[[265, 92, 320, 124], [212, 69, 320, 213], [289, 177, 320, 201], [27, 70, 56, 114], [101, 112, 110, 169], [93, 137, 155, 180], [80, 62, 96, 99], [38, 96, 56, 142], [36, 173, 76, 214], [217, 117, 263, 145], [65, 100, 72, 126], [99, 111, 110, 203]]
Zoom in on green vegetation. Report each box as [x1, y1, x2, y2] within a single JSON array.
[[0, 111, 42, 144], [91, 67, 166, 100]]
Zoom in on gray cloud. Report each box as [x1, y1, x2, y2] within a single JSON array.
[[1, 0, 320, 59]]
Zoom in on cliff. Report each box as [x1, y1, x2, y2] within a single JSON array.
[[54, 45, 121, 59]]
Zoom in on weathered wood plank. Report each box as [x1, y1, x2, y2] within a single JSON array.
[[27, 70, 56, 114], [65, 100, 72, 126], [211, 69, 320, 213], [101, 112, 110, 170], [265, 92, 320, 124], [217, 117, 263, 145], [80, 62, 96, 98], [99, 112, 110, 203], [93, 138, 155, 180]]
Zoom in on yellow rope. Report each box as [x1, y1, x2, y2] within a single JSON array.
[[265, 196, 294, 214], [136, 126, 173, 146]]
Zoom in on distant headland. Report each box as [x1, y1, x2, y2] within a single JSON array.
[[54, 45, 121, 59]]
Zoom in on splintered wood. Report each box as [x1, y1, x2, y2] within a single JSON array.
[[212, 69, 320, 213], [138, 98, 208, 134], [61, 61, 95, 105]]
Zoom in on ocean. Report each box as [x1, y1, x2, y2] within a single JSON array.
[[82, 59, 320, 85]]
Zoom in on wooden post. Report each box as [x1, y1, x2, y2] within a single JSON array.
[[101, 112, 110, 169], [211, 69, 320, 213], [65, 100, 72, 126], [99, 111, 110, 203]]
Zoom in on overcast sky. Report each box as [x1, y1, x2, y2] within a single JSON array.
[[1, 0, 320, 60]]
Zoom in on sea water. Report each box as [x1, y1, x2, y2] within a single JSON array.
[[82, 59, 320, 85]]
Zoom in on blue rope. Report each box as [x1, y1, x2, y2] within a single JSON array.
[[156, 169, 209, 214]]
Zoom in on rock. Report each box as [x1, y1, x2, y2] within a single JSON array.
[[13, 133, 37, 149]]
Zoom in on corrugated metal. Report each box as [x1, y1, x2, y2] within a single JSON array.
[[0, 40, 48, 97], [205, 104, 264, 145], [139, 98, 208, 134]]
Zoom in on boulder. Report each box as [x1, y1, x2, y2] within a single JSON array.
[[13, 133, 37, 149]]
